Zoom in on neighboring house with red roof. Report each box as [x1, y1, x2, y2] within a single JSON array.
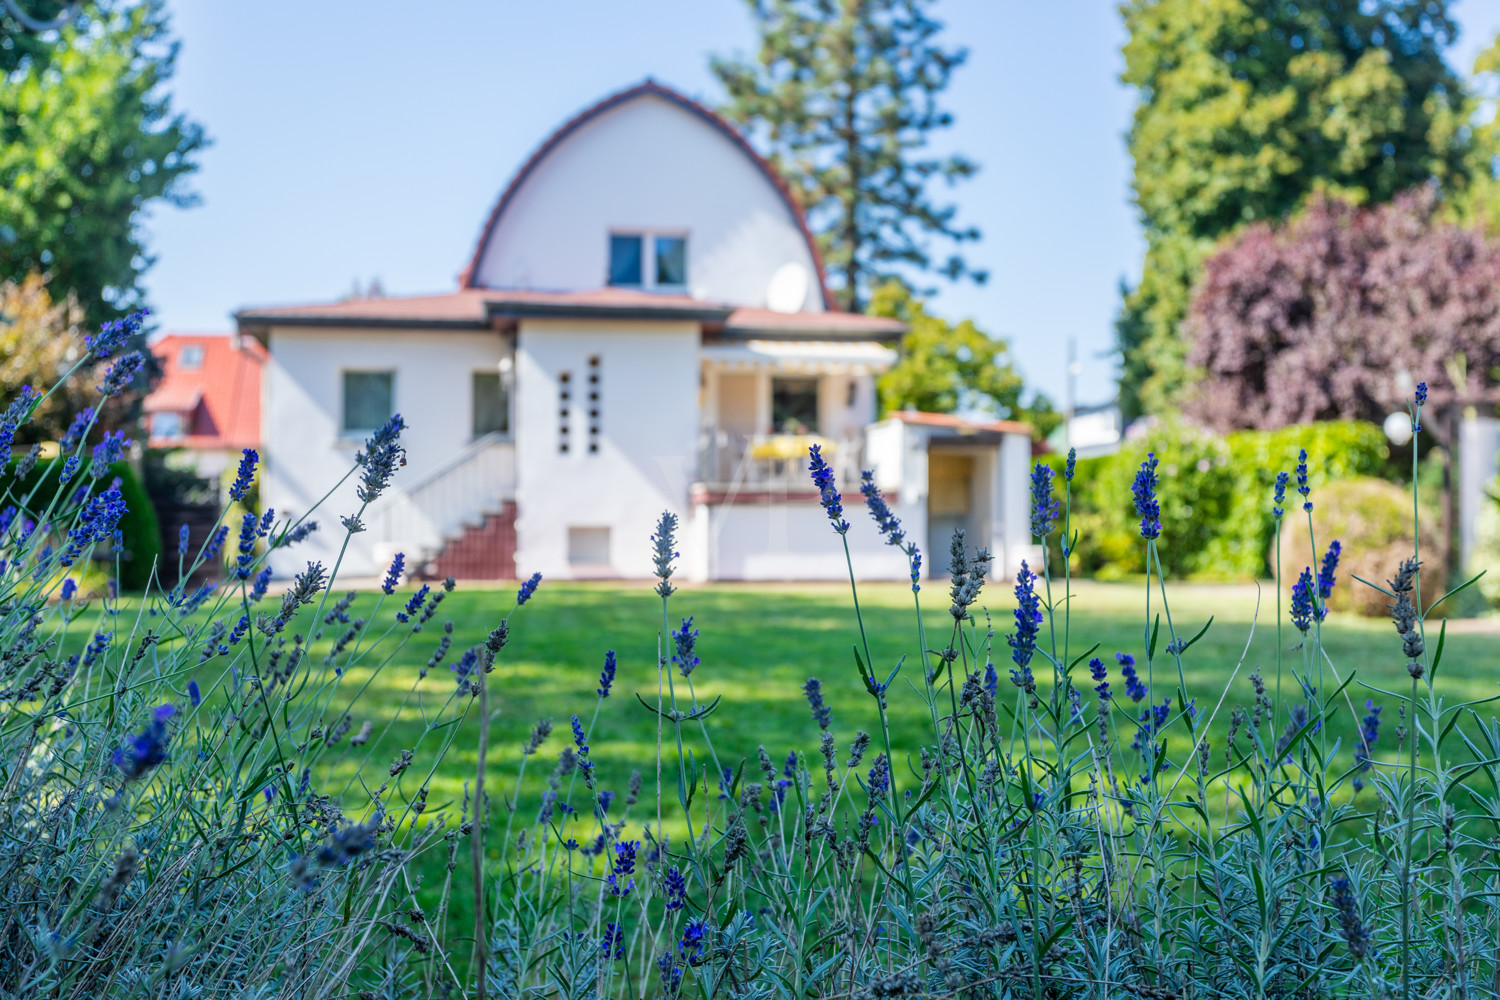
[[235, 80, 1032, 582], [144, 334, 265, 478]]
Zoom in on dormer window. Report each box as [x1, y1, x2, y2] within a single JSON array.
[[179, 345, 204, 370], [608, 234, 643, 286], [607, 231, 688, 289], [655, 236, 686, 286]]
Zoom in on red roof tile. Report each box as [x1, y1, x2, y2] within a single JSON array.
[[889, 410, 1031, 436], [145, 334, 264, 451], [237, 289, 904, 337]]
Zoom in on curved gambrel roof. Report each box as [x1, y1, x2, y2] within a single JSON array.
[[459, 80, 831, 309]]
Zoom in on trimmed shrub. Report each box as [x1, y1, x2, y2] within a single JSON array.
[[1275, 475, 1444, 617], [1056, 419, 1390, 579], [7, 454, 163, 591]]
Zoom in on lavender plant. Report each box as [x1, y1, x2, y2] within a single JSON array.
[[473, 381, 1496, 1000], [0, 321, 530, 998]]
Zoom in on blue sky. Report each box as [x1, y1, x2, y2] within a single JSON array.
[[142, 0, 1500, 408]]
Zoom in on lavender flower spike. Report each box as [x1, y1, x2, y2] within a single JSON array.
[[1131, 453, 1161, 540], [1029, 462, 1060, 538], [807, 444, 848, 534], [516, 571, 542, 606]]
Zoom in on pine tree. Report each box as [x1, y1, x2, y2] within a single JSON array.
[[713, 0, 982, 312]]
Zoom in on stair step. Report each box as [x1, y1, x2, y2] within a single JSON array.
[[422, 502, 517, 581]]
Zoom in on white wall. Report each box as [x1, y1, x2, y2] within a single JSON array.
[[473, 93, 823, 312], [262, 327, 511, 577], [999, 430, 1037, 579], [699, 503, 910, 581], [514, 318, 699, 579]]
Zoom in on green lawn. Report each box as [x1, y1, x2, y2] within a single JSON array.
[[322, 576, 1500, 826], [222, 573, 1495, 941]]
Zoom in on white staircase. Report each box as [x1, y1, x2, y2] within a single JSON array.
[[368, 433, 515, 569]]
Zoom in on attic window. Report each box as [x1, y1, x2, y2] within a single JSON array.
[[608, 235, 643, 286], [608, 231, 688, 289], [655, 236, 686, 286], [179, 345, 204, 370]]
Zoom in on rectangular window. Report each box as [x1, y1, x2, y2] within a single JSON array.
[[655, 235, 687, 286], [178, 345, 204, 370], [342, 370, 394, 435], [472, 371, 509, 436], [151, 412, 184, 439], [608, 234, 643, 286], [771, 377, 820, 434], [567, 526, 611, 565]]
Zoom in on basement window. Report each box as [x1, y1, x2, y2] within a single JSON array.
[[567, 526, 610, 565]]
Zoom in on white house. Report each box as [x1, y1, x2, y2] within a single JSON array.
[[236, 81, 1035, 583]]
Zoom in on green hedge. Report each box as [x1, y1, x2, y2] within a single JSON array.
[[1048, 420, 1390, 580], [6, 455, 163, 592]]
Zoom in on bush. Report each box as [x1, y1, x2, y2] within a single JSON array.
[[1275, 476, 1445, 617], [1056, 419, 1389, 579], [8, 454, 162, 592]]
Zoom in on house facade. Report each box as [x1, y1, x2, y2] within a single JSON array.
[[236, 81, 1035, 583], [144, 333, 266, 479]]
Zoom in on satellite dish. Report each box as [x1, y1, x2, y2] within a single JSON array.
[[766, 262, 810, 314]]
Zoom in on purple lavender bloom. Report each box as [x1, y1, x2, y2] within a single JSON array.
[[97, 351, 145, 397], [59, 487, 128, 566], [1117, 652, 1146, 702], [1065, 447, 1077, 482], [1330, 876, 1374, 959], [355, 414, 406, 503], [1317, 540, 1341, 618], [178, 523, 190, 556], [597, 649, 617, 698], [234, 511, 258, 579], [1272, 471, 1290, 519], [1029, 462, 1060, 537], [1091, 656, 1111, 701], [204, 525, 229, 560], [570, 714, 589, 754], [601, 922, 626, 960], [983, 662, 998, 698], [1132, 453, 1161, 540], [1415, 381, 1428, 406], [188, 680, 201, 707], [112, 704, 175, 780], [1295, 449, 1312, 512], [516, 571, 541, 606], [396, 584, 429, 624], [381, 552, 405, 595], [85, 310, 147, 359], [90, 430, 131, 470], [672, 616, 699, 677], [807, 444, 848, 534], [58, 456, 80, 484], [663, 865, 688, 910], [228, 449, 258, 503], [909, 547, 922, 593], [1290, 567, 1316, 633], [249, 567, 272, 603], [608, 840, 639, 897], [1007, 561, 1042, 686], [60, 578, 77, 602], [803, 677, 832, 729], [60, 409, 94, 452], [258, 508, 275, 537], [867, 753, 891, 797], [859, 470, 906, 548]]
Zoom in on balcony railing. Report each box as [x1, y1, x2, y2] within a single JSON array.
[[697, 429, 864, 493]]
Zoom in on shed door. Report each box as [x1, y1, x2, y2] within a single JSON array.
[[928, 453, 974, 576]]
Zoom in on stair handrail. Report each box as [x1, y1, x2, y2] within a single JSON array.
[[395, 431, 510, 502]]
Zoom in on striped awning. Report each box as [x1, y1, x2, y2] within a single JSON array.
[[701, 339, 898, 375]]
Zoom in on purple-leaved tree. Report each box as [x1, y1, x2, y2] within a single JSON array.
[[1185, 188, 1500, 441]]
